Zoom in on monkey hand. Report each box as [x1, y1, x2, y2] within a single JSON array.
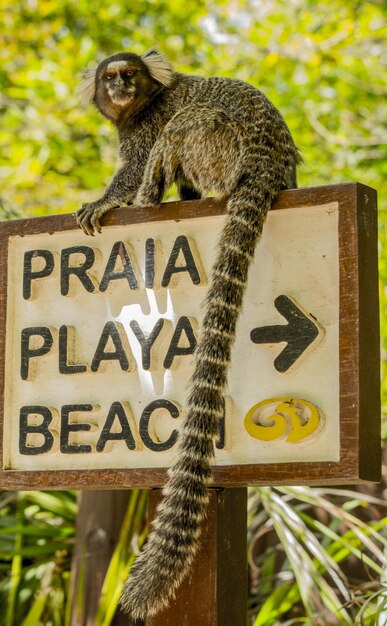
[[76, 200, 117, 236]]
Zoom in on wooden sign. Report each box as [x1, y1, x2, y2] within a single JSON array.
[[0, 183, 380, 489]]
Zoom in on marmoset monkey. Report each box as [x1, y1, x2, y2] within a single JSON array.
[[77, 48, 301, 619]]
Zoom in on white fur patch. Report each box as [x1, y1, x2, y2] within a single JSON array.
[[141, 48, 173, 87], [76, 68, 96, 105], [107, 60, 131, 70]]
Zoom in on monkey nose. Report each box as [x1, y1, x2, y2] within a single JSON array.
[[114, 76, 124, 86]]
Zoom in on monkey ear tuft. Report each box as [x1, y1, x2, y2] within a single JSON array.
[[141, 48, 173, 87], [76, 68, 97, 105]]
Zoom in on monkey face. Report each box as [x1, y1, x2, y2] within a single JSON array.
[[96, 53, 166, 120], [79, 50, 173, 123], [102, 60, 139, 106], [96, 54, 150, 108]]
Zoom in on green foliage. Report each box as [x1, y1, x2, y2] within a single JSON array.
[[0, 1, 386, 623], [0, 489, 147, 626], [0, 491, 76, 626], [249, 486, 387, 625]]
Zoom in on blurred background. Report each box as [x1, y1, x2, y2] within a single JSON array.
[[0, 1, 386, 624]]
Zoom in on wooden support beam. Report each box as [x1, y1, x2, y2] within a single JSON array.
[[148, 487, 247, 626]]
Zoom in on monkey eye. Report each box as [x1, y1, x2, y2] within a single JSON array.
[[104, 72, 116, 81], [121, 68, 137, 77]]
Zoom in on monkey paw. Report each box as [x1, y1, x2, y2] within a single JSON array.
[[76, 202, 110, 236]]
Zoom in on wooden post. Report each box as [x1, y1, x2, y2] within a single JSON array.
[[148, 487, 247, 626], [69, 490, 143, 626]]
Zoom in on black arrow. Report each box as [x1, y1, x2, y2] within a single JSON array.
[[250, 295, 321, 373]]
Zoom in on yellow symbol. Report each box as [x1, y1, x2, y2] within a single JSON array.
[[244, 397, 322, 443]]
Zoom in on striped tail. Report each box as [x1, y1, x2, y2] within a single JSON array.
[[120, 182, 277, 619]]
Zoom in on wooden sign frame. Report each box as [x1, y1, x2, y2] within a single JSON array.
[[0, 182, 380, 489]]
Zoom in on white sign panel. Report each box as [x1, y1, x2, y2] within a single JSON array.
[[3, 202, 340, 473]]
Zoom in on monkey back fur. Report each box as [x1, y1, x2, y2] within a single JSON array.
[[77, 49, 301, 619]]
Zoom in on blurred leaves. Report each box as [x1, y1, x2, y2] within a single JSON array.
[[0, 491, 76, 626], [1, 0, 385, 212]]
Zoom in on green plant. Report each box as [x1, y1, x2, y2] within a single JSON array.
[[248, 486, 387, 625], [0, 490, 76, 626]]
